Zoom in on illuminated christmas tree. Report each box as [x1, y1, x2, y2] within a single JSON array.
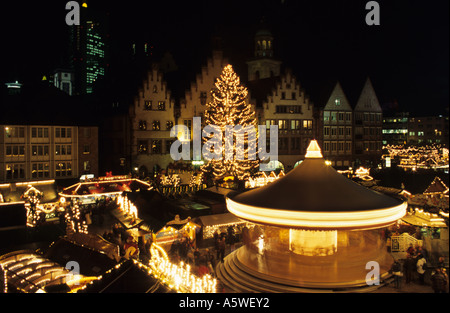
[[202, 64, 259, 185]]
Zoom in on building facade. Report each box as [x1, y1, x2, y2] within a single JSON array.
[[0, 125, 98, 182], [130, 65, 176, 177], [353, 78, 383, 165], [322, 82, 354, 167], [382, 112, 409, 146], [408, 116, 449, 147], [249, 69, 315, 171]]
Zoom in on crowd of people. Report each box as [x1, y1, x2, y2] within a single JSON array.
[[167, 225, 241, 279], [390, 243, 448, 293]]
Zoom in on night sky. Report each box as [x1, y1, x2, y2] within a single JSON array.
[[1, 0, 448, 116]]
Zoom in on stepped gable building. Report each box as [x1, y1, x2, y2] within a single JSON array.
[[130, 64, 176, 176], [246, 27, 315, 171], [180, 50, 229, 128]]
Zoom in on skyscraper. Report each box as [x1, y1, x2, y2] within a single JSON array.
[[69, 2, 108, 95]]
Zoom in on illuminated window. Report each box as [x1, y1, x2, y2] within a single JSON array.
[[144, 100, 152, 110], [158, 101, 166, 110], [139, 120, 147, 130], [278, 120, 288, 130], [6, 163, 25, 180], [291, 120, 301, 130], [335, 99, 341, 106], [152, 121, 161, 131], [166, 121, 174, 130], [151, 140, 162, 154], [138, 140, 148, 154], [303, 120, 312, 129]]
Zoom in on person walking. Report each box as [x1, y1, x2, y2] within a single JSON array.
[[218, 236, 226, 263], [390, 260, 403, 289], [416, 253, 427, 285], [404, 254, 416, 284]]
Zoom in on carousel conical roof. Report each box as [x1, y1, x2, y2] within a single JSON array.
[[226, 140, 407, 229]]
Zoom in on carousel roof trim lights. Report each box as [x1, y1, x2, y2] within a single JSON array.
[[227, 140, 407, 230]]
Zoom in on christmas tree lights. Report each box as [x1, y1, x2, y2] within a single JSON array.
[[202, 64, 259, 183]]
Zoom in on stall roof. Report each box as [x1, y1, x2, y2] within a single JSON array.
[[60, 178, 152, 197], [197, 213, 243, 227]]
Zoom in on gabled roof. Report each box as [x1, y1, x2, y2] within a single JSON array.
[[322, 81, 352, 112], [354, 77, 382, 113], [424, 177, 449, 195]]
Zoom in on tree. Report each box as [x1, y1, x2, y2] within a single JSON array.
[[201, 64, 259, 186]]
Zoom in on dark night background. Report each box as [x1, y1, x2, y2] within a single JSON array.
[[0, 0, 448, 116]]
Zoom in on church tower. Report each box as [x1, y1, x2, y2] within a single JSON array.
[[247, 27, 282, 81]]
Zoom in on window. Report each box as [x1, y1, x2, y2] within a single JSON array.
[[151, 140, 162, 154], [276, 105, 302, 114], [55, 127, 71, 138], [56, 162, 72, 177], [291, 92, 296, 100], [303, 120, 312, 129], [5, 145, 25, 156], [331, 127, 337, 136], [281, 92, 285, 100], [331, 142, 337, 151], [338, 113, 345, 121], [158, 101, 165, 111], [144, 100, 152, 110], [5, 127, 25, 138], [345, 127, 352, 136], [335, 99, 341, 106], [338, 127, 344, 136], [83, 144, 90, 154], [418, 131, 424, 136], [345, 142, 352, 152], [323, 112, 330, 122], [324, 142, 330, 152], [165, 139, 175, 154], [139, 120, 147, 130], [138, 140, 148, 154], [345, 113, 352, 122], [266, 120, 276, 130], [32, 163, 49, 178], [152, 120, 161, 131], [324, 126, 330, 136], [6, 163, 25, 180], [55, 144, 71, 155], [291, 120, 301, 130], [32, 145, 50, 156], [331, 112, 337, 122], [278, 120, 288, 130], [166, 121, 174, 130], [153, 85, 158, 93]]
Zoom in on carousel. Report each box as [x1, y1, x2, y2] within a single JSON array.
[[216, 140, 407, 292]]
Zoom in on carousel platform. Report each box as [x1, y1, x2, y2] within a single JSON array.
[[216, 247, 393, 293]]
